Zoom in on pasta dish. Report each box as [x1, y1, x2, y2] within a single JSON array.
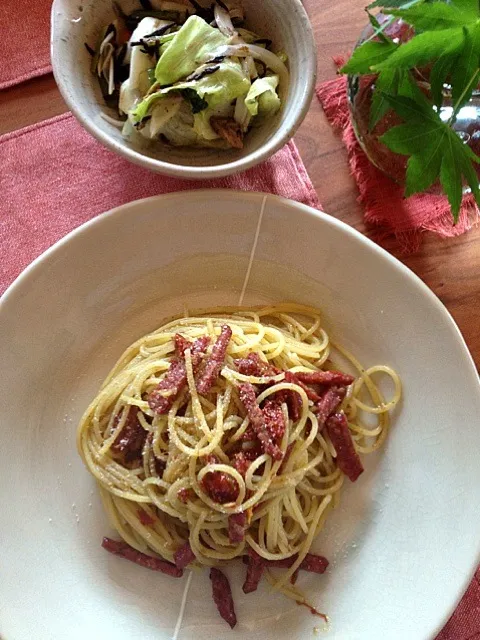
[[77, 303, 401, 628]]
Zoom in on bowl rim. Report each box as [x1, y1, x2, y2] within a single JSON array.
[[50, 0, 317, 179], [1, 189, 479, 639], [2, 189, 476, 355]]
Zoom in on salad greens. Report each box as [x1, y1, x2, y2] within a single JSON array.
[[153, 15, 229, 86], [87, 1, 288, 150], [245, 76, 281, 117]]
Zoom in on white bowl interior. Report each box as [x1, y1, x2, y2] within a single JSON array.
[[51, 0, 316, 177], [1, 191, 479, 640]]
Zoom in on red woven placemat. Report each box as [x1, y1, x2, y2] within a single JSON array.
[[0, 0, 53, 90]]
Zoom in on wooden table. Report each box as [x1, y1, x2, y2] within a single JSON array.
[[0, 0, 479, 369]]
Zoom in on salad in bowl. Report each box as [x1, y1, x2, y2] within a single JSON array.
[[87, 0, 288, 150]]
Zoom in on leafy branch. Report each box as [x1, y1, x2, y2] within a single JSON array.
[[340, 0, 480, 221]]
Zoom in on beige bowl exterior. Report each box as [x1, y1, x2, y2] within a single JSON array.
[[51, 0, 317, 179]]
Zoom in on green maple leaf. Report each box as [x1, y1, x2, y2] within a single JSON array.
[[369, 69, 402, 130], [366, 10, 392, 43], [441, 0, 478, 20], [371, 28, 465, 72], [339, 40, 398, 74], [377, 0, 480, 109], [367, 0, 422, 8], [429, 54, 455, 107], [450, 24, 480, 108], [379, 93, 480, 221], [387, 3, 475, 30]]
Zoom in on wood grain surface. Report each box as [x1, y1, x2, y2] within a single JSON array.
[[0, 0, 478, 369]]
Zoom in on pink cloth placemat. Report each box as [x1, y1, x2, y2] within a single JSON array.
[[436, 572, 480, 640], [316, 59, 480, 252], [0, 0, 53, 90], [0, 112, 319, 293]]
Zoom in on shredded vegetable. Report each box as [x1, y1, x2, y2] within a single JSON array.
[[86, 0, 288, 149]]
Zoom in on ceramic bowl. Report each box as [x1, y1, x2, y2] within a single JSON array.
[[1, 191, 480, 639], [51, 0, 317, 179]]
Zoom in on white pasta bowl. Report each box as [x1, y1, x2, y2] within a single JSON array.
[[50, 0, 316, 179], [0, 191, 479, 640]]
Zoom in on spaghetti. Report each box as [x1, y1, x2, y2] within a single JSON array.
[[77, 303, 401, 627]]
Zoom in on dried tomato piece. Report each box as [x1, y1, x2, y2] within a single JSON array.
[[202, 470, 239, 504], [295, 370, 355, 386], [234, 352, 279, 377], [177, 488, 194, 504], [284, 371, 322, 402], [243, 548, 265, 594], [148, 360, 187, 415], [325, 412, 364, 482], [174, 541, 196, 570], [111, 407, 147, 463], [242, 551, 329, 574], [210, 568, 237, 628], [239, 383, 283, 461], [102, 537, 182, 577], [149, 336, 211, 415], [313, 386, 346, 425], [174, 334, 211, 370], [262, 399, 286, 441], [174, 334, 191, 358], [137, 509, 155, 526], [228, 512, 247, 543], [232, 451, 251, 477], [196, 325, 232, 395]]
